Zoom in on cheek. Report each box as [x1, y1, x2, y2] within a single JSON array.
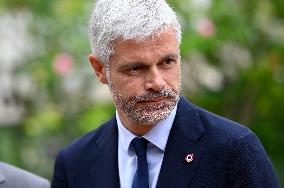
[[110, 75, 143, 97], [164, 68, 181, 88]]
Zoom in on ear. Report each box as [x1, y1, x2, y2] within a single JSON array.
[[88, 54, 108, 84]]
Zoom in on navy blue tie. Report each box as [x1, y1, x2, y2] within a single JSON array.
[[131, 137, 149, 188]]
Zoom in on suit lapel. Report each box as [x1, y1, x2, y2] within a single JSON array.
[[88, 118, 120, 188], [157, 97, 206, 188]]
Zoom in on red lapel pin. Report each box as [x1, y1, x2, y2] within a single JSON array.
[[185, 153, 194, 163]]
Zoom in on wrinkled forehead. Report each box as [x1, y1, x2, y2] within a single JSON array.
[[111, 27, 179, 53], [109, 28, 180, 63]]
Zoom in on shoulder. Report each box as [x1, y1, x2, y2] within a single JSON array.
[[52, 117, 117, 187], [178, 96, 253, 143], [176, 96, 263, 156], [177, 98, 279, 186], [194, 108, 279, 186], [56, 117, 116, 163], [0, 162, 50, 188]]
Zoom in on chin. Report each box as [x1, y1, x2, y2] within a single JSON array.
[[127, 103, 174, 125]]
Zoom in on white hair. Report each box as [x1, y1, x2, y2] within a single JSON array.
[[88, 0, 181, 65]]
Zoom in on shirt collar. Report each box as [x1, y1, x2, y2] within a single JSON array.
[[116, 105, 177, 153]]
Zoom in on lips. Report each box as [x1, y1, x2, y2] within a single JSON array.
[[129, 88, 179, 107], [137, 96, 167, 104]]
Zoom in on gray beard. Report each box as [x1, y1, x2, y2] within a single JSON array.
[[110, 86, 180, 125]]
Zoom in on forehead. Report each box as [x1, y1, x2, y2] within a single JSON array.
[[110, 28, 179, 61]]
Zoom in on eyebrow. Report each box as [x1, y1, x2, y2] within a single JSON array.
[[118, 53, 180, 71], [158, 53, 179, 64], [118, 62, 146, 71]]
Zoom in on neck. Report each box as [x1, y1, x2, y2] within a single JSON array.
[[117, 110, 154, 136]]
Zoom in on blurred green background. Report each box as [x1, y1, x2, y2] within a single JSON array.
[[0, 0, 283, 185]]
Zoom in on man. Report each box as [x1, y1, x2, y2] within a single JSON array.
[[52, 0, 280, 187], [0, 161, 50, 188]]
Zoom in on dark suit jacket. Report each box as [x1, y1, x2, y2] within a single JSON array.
[[51, 97, 279, 188]]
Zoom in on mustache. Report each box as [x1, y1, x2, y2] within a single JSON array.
[[129, 89, 179, 102]]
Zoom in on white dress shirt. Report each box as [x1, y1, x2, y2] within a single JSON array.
[[117, 106, 177, 188]]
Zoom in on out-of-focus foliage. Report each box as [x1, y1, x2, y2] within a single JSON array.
[[0, 0, 283, 184]]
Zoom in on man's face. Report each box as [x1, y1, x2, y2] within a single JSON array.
[[106, 28, 181, 125]]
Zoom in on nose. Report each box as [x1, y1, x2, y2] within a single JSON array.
[[144, 67, 166, 91]]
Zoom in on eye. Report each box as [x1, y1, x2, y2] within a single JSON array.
[[165, 58, 175, 64], [163, 57, 177, 67], [126, 66, 143, 75], [130, 66, 141, 71]]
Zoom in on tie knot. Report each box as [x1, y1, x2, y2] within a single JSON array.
[[131, 137, 148, 157]]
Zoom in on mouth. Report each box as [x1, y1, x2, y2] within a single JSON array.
[[137, 96, 168, 104]]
